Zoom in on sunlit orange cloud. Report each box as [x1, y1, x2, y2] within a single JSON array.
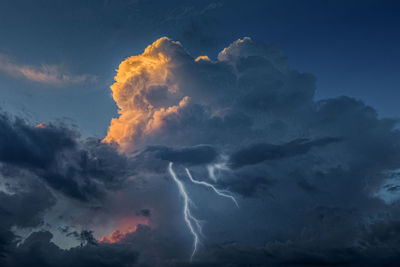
[[99, 216, 149, 243], [195, 55, 211, 62], [35, 122, 46, 129], [103, 37, 190, 153]]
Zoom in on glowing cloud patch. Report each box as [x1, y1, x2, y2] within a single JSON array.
[[103, 37, 190, 152], [99, 216, 149, 243]]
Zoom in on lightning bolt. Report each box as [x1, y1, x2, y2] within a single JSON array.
[[207, 161, 230, 181], [168, 162, 201, 261], [168, 162, 239, 261], [185, 168, 239, 208]]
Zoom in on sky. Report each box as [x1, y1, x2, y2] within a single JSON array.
[[0, 1, 400, 266]]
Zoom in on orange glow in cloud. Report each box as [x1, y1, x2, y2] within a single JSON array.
[[35, 122, 46, 129], [103, 37, 190, 153], [99, 216, 149, 243]]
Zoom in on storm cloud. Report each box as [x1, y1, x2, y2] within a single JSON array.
[[228, 137, 342, 168], [145, 144, 218, 165], [100, 36, 400, 265], [1, 36, 400, 266], [0, 112, 130, 200]]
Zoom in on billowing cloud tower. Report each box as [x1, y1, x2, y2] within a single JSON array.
[[104, 37, 316, 154]]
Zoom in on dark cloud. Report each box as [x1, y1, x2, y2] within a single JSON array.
[[145, 144, 218, 165], [137, 209, 151, 217], [218, 165, 277, 197], [0, 113, 130, 200], [0, 229, 14, 258], [228, 137, 342, 168], [77, 230, 97, 246], [0, 184, 55, 229], [0, 113, 77, 169], [0, 180, 55, 258]]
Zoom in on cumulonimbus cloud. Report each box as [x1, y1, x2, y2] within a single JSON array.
[[103, 36, 314, 153], [2, 36, 400, 266]]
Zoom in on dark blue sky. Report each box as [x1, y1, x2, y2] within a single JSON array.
[[0, 0, 399, 136]]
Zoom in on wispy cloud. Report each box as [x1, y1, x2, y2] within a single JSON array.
[[0, 54, 97, 86]]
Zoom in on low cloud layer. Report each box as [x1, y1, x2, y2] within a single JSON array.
[[1, 37, 400, 266]]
